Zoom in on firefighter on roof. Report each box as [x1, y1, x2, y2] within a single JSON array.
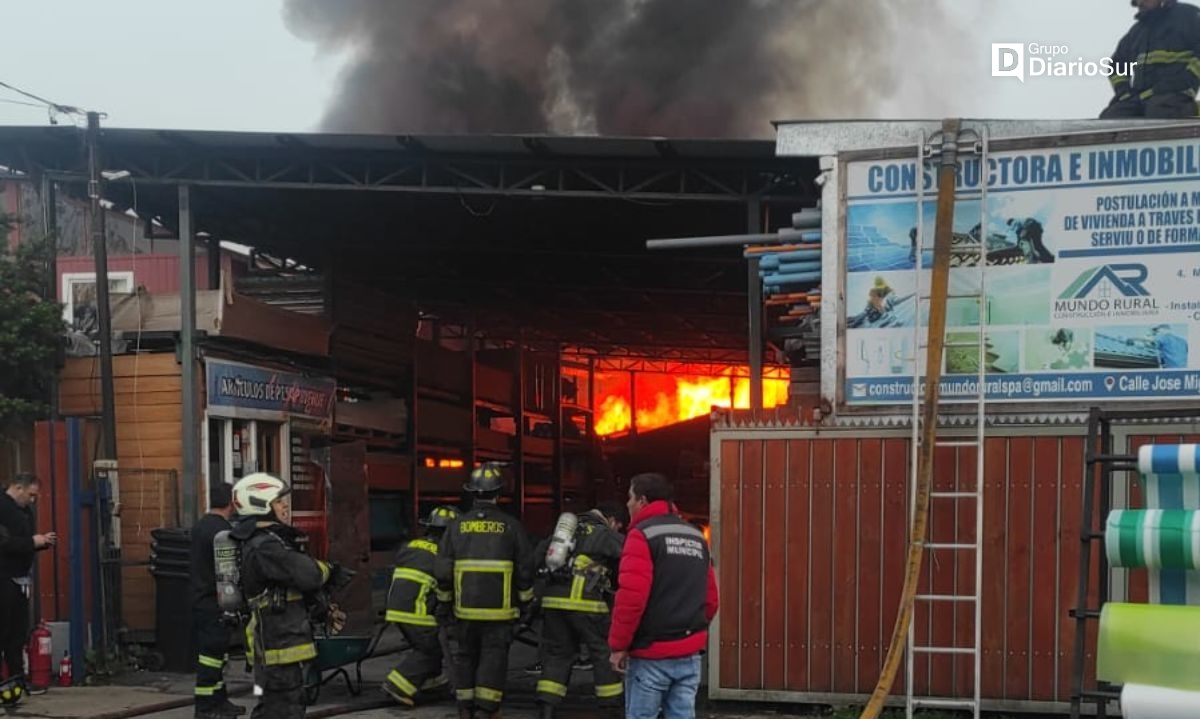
[[435, 463, 534, 719], [231, 473, 354, 719], [1102, 0, 1200, 118], [533, 506, 627, 719], [381, 505, 458, 706]]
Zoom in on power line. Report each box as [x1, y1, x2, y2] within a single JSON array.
[[0, 78, 87, 117], [0, 96, 44, 109]]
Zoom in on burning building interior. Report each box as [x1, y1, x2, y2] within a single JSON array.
[[0, 126, 821, 633]]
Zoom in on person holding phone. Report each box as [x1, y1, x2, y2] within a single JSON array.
[[0, 473, 57, 680]]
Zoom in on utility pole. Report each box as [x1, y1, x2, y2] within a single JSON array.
[[87, 111, 118, 460]]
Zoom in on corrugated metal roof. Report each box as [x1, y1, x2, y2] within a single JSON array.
[[0, 125, 779, 162], [711, 407, 1200, 431], [773, 118, 1200, 156]]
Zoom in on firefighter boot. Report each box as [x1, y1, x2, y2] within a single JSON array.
[[215, 698, 247, 717]]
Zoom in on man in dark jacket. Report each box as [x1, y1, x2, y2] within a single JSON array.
[[534, 506, 626, 719], [1101, 0, 1200, 118], [231, 473, 352, 719], [190, 482, 244, 719], [0, 473, 56, 680], [381, 505, 458, 706], [609, 473, 718, 719], [435, 463, 534, 719]]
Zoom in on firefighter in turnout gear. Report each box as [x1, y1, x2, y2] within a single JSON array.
[[231, 473, 354, 719], [435, 463, 534, 719], [381, 505, 459, 706], [534, 507, 626, 719], [1101, 0, 1200, 118], [189, 482, 244, 719]]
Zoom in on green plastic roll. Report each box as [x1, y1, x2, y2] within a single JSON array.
[[1105, 509, 1200, 570], [1098, 603, 1200, 692]]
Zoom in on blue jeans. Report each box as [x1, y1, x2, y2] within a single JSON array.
[[625, 655, 702, 719]]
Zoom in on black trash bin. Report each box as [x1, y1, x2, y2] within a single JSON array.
[[149, 527, 194, 673]]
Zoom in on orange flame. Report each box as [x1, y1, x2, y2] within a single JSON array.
[[594, 394, 632, 436], [594, 368, 789, 436]]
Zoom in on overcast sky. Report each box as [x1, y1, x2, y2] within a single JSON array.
[[0, 0, 1141, 135]]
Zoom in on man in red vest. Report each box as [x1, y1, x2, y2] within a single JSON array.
[[608, 473, 719, 719]]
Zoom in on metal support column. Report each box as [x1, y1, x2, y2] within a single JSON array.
[[552, 348, 564, 517], [747, 200, 763, 417], [87, 112, 118, 461], [468, 314, 478, 473], [410, 342, 422, 533], [179, 184, 198, 526], [514, 342, 526, 518], [587, 358, 596, 437], [67, 417, 86, 684], [207, 236, 221, 290], [628, 370, 637, 436]]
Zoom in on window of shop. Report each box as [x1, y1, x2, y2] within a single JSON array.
[[203, 357, 337, 556]]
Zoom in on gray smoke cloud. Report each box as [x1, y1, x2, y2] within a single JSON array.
[[284, 0, 977, 138]]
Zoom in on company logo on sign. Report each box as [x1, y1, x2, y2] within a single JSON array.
[[1058, 263, 1151, 300], [991, 43, 1134, 83], [1054, 263, 1158, 319]]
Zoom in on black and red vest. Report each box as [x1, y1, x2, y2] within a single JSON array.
[[631, 514, 711, 650]]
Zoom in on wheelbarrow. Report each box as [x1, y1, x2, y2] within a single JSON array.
[[302, 623, 389, 705], [301, 619, 540, 705]]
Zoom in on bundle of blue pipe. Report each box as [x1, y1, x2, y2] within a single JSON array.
[[745, 219, 822, 322]]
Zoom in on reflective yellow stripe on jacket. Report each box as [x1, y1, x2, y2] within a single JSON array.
[[247, 589, 305, 610], [454, 559, 517, 620], [386, 567, 438, 626], [540, 554, 609, 613], [263, 642, 317, 666]]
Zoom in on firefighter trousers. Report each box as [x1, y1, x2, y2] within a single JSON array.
[[193, 608, 232, 711], [249, 663, 305, 719], [536, 610, 623, 706], [384, 624, 446, 701], [1101, 91, 1198, 119], [451, 620, 513, 713]]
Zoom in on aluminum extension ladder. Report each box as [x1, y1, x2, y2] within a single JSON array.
[[905, 126, 989, 719]]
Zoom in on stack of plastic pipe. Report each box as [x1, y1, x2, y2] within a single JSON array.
[[747, 209, 822, 324]]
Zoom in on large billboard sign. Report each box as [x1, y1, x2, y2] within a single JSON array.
[[842, 137, 1200, 405]]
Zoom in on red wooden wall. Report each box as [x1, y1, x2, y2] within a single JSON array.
[[711, 429, 1097, 709]]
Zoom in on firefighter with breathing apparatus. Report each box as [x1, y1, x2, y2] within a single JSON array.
[[533, 507, 626, 719], [435, 462, 534, 719], [190, 482, 244, 719], [381, 504, 459, 707], [220, 473, 354, 719]]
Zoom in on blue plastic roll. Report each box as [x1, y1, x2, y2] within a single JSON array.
[[763, 265, 820, 279], [772, 249, 822, 262], [776, 260, 821, 271], [1140, 445, 1200, 476], [760, 256, 821, 271], [764, 270, 821, 285]]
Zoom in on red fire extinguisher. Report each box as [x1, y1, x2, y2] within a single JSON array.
[[27, 623, 52, 690], [57, 652, 72, 688]]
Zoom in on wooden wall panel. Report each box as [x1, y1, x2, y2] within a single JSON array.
[[712, 428, 1175, 710], [58, 354, 184, 632]]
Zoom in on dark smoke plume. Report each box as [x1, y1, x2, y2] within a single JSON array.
[[285, 0, 972, 138]]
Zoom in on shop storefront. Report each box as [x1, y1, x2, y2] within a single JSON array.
[[204, 357, 337, 556]]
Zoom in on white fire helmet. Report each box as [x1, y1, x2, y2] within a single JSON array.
[[232, 473, 291, 518]]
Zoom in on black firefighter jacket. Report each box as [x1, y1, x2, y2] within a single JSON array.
[[1110, 1, 1200, 101], [236, 519, 333, 666], [535, 511, 624, 613], [435, 503, 534, 621], [385, 536, 441, 626]]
